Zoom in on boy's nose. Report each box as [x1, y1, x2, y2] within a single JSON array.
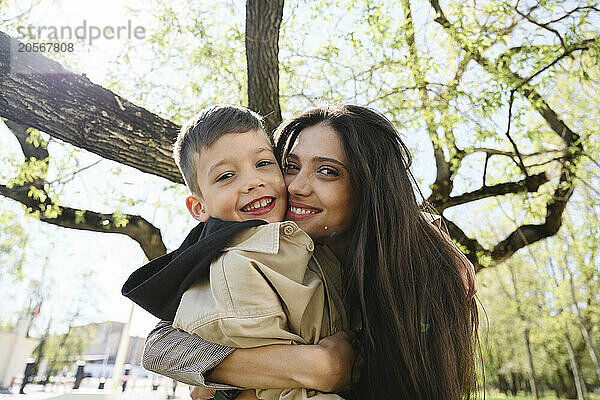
[[243, 174, 265, 192], [246, 182, 265, 192]]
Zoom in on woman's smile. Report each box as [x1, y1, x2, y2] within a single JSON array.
[[286, 201, 323, 220]]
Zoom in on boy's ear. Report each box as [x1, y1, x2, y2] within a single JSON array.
[[186, 195, 210, 222]]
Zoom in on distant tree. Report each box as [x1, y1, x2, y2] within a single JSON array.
[[478, 183, 600, 396]]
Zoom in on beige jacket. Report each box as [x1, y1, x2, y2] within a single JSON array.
[[173, 221, 347, 400]]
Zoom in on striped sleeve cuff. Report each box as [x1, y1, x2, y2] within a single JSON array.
[[142, 320, 241, 389]]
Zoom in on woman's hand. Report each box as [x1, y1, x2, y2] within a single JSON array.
[[189, 385, 215, 400], [313, 331, 360, 393], [189, 386, 259, 400], [237, 390, 260, 399]]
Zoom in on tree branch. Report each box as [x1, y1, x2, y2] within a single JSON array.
[[426, 0, 583, 268], [5, 120, 49, 161], [0, 183, 166, 260], [430, 172, 548, 211], [505, 91, 529, 177], [464, 147, 565, 159], [443, 218, 486, 271], [544, 6, 600, 25], [428, 1, 588, 154], [441, 170, 572, 272], [402, 0, 452, 200], [490, 170, 574, 264], [495, 39, 596, 69], [513, 6, 567, 51], [2, 120, 167, 260], [0, 30, 183, 184]]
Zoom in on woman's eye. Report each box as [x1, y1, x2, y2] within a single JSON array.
[[318, 167, 338, 177], [284, 162, 299, 173], [257, 160, 275, 168], [216, 173, 234, 182]]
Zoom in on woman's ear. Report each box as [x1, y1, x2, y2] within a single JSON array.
[[186, 195, 210, 222]]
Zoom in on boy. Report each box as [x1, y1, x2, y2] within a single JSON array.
[[122, 105, 347, 400]]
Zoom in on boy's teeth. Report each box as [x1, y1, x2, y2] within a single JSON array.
[[244, 198, 272, 211]]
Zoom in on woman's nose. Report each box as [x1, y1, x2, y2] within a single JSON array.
[[286, 173, 311, 197]]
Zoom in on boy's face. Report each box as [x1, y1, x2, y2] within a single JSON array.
[[186, 130, 287, 223]]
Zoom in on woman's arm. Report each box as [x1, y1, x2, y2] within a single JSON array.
[[208, 331, 355, 392], [143, 321, 356, 392]]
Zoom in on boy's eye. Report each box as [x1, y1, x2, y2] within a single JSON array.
[[318, 166, 338, 177], [257, 160, 275, 168], [216, 172, 234, 182]]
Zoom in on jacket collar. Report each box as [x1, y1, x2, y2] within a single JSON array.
[[121, 218, 267, 320]]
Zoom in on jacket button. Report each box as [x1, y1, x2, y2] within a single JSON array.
[[307, 242, 314, 251], [283, 224, 295, 236]]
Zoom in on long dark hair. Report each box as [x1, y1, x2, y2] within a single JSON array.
[[274, 105, 479, 399]]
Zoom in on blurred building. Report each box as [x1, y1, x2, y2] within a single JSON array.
[[0, 318, 39, 389], [69, 321, 147, 378]]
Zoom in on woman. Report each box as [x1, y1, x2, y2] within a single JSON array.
[[144, 105, 479, 399]]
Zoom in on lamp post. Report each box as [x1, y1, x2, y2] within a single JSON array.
[[108, 303, 134, 390]]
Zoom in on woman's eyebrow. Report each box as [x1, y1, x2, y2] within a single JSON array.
[[314, 156, 347, 170], [287, 153, 347, 170]]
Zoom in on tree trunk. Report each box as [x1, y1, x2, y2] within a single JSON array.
[[564, 332, 586, 400], [523, 328, 539, 399], [506, 263, 539, 399], [510, 372, 518, 396], [568, 271, 600, 382], [245, 0, 284, 134]]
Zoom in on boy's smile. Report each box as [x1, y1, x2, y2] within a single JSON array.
[[186, 130, 287, 223], [240, 196, 277, 216]]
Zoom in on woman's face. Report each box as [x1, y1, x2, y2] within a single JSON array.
[[283, 123, 358, 246]]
